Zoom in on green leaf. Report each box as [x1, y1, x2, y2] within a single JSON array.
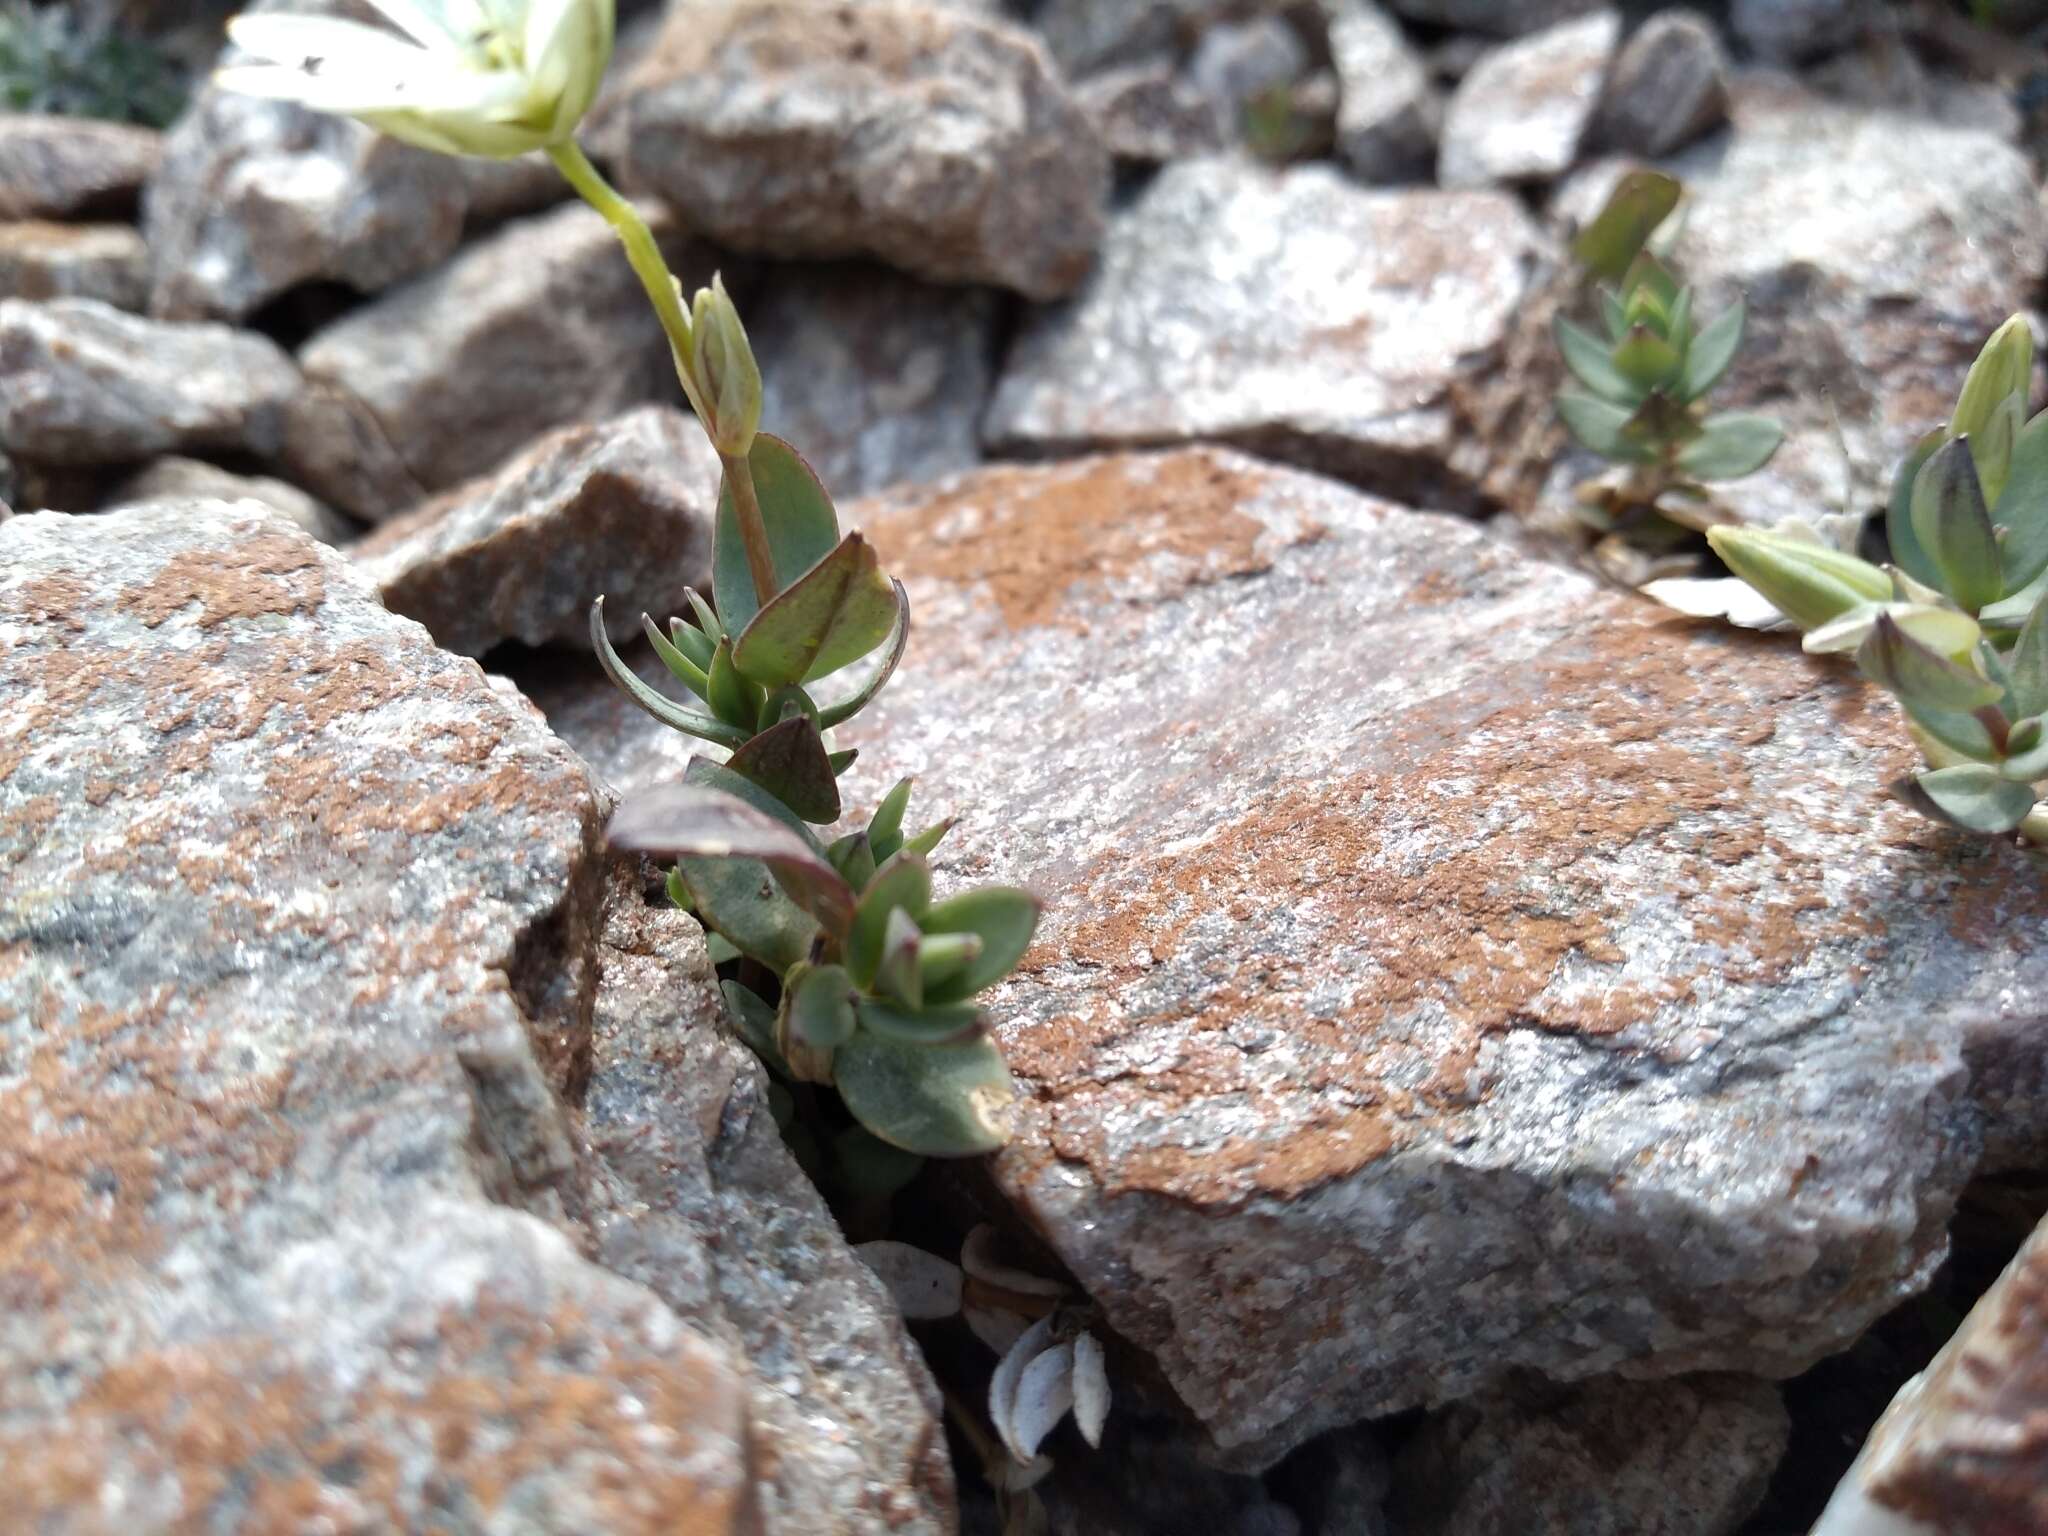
[[1902, 700, 2002, 763], [721, 980, 789, 1077], [1677, 412, 1782, 481], [1598, 287, 1629, 342], [1887, 428, 1948, 590], [2008, 587, 2048, 720], [1665, 285, 1694, 355], [876, 907, 925, 1010], [1973, 391, 2022, 510], [670, 617, 717, 673], [1950, 314, 2033, 441], [869, 777, 914, 863], [1554, 315, 1637, 403], [2000, 718, 2048, 781], [1558, 393, 1655, 463], [902, 820, 954, 860], [855, 997, 986, 1047], [685, 587, 724, 644], [705, 637, 759, 729], [920, 886, 1041, 1006], [732, 531, 899, 689], [1857, 613, 2002, 715], [1911, 437, 2003, 613], [1677, 298, 1744, 404], [673, 760, 843, 964], [817, 580, 910, 731], [828, 748, 859, 775], [642, 611, 711, 701], [850, 852, 933, 989], [1896, 764, 2037, 834], [665, 867, 693, 911], [589, 597, 750, 750], [713, 433, 841, 634], [725, 714, 843, 824], [917, 930, 983, 994], [828, 830, 878, 891], [828, 1125, 924, 1199], [1995, 409, 2048, 592], [1621, 249, 1680, 311], [607, 780, 856, 941], [785, 962, 858, 1049], [1570, 169, 1681, 282], [1706, 524, 1892, 632], [1612, 325, 1683, 391], [834, 1031, 1017, 1156]]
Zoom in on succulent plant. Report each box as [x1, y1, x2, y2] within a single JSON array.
[[596, 429, 1041, 1156], [1711, 315, 2048, 841], [1557, 171, 1783, 541], [0, 1, 185, 126]]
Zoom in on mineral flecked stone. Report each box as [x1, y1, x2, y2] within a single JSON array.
[[353, 404, 720, 654], [1437, 10, 1621, 187], [288, 201, 687, 521], [0, 114, 161, 221], [823, 447, 2046, 1466], [983, 157, 1542, 509], [0, 297, 302, 466], [0, 501, 952, 1533], [1813, 1211, 2048, 1536], [0, 222, 149, 309], [613, 1, 1109, 301]]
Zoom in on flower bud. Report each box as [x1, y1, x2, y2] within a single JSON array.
[[1950, 313, 2034, 441], [1706, 524, 1893, 633], [689, 273, 764, 458]]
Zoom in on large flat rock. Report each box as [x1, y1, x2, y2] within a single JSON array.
[[983, 158, 1543, 510], [0, 502, 946, 1532], [821, 448, 2048, 1465]]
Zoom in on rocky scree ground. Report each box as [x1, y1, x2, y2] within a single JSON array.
[[7, 1, 2048, 1534]]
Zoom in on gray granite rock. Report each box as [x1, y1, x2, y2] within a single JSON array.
[[752, 263, 998, 499], [821, 447, 2048, 1465], [288, 201, 683, 521], [614, 2, 1108, 301], [0, 501, 761, 1532], [0, 114, 161, 220], [1187, 14, 1310, 125], [1075, 62, 1228, 164], [0, 297, 301, 465], [1387, 0, 1604, 36], [1593, 10, 1729, 157], [107, 455, 361, 545], [983, 158, 1543, 509], [0, 221, 148, 309], [1730, 0, 1872, 63], [583, 874, 955, 1536], [514, 642, 700, 801], [1392, 1376, 1789, 1536], [1033, 0, 1241, 78], [1813, 1211, 2048, 1536], [1439, 10, 1621, 187], [353, 405, 720, 655], [144, 86, 472, 322], [1326, 0, 1440, 184], [1650, 74, 2046, 533]]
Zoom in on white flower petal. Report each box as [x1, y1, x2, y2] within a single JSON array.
[[1071, 1331, 1109, 1448], [1006, 1343, 1076, 1463], [1640, 576, 1789, 631], [988, 1314, 1055, 1464], [361, 0, 466, 49], [226, 14, 429, 72], [854, 1241, 964, 1320], [961, 1224, 1067, 1296], [964, 1303, 1031, 1357], [524, 0, 578, 63]]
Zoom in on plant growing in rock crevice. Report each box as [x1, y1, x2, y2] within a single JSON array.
[[1712, 315, 2048, 842], [1556, 170, 1783, 554], [217, 0, 1041, 1162]]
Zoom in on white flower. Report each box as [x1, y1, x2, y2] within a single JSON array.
[[216, 0, 614, 159]]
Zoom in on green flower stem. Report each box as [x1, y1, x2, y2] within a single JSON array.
[[721, 449, 779, 608], [547, 138, 706, 418], [548, 138, 779, 609]]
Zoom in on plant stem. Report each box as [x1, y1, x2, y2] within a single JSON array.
[[722, 449, 780, 608], [546, 139, 708, 426]]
